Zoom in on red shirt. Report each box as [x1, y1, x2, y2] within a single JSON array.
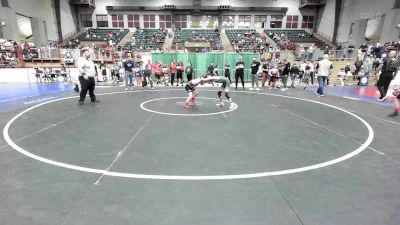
[[171, 64, 177, 73], [154, 64, 161, 75]]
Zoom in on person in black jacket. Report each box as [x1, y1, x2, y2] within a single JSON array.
[[207, 63, 215, 76], [185, 62, 193, 82], [235, 57, 245, 89], [377, 51, 399, 101], [290, 63, 299, 88], [250, 57, 260, 90], [224, 61, 231, 83], [281, 59, 290, 90]]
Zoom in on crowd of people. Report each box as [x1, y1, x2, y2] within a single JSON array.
[[267, 32, 296, 51]]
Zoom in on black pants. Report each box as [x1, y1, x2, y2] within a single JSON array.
[[235, 72, 244, 88], [310, 72, 314, 85], [176, 72, 183, 84], [170, 72, 176, 85], [187, 73, 192, 82], [79, 76, 96, 102], [377, 72, 393, 99]]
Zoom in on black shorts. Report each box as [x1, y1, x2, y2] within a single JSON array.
[[177, 72, 183, 79], [185, 84, 195, 92]]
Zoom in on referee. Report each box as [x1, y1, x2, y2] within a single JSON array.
[[77, 48, 99, 105]]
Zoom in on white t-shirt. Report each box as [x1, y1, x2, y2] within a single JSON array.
[[77, 57, 96, 77], [317, 59, 332, 77]]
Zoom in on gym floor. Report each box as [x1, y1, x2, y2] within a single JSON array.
[[0, 83, 399, 225]]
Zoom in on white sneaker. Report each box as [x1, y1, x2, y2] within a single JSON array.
[[125, 88, 129, 91], [256, 87, 260, 91], [249, 87, 254, 91], [216, 102, 224, 107], [229, 104, 235, 109], [281, 88, 286, 91], [150, 87, 154, 90]]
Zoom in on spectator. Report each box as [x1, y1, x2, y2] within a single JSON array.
[[315, 54, 333, 97]]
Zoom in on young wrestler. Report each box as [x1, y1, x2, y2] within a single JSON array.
[[183, 77, 207, 109], [207, 76, 235, 109]]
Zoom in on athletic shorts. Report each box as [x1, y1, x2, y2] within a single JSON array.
[[220, 82, 230, 92], [185, 84, 195, 92]]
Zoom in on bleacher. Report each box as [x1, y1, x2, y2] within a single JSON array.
[[0, 44, 20, 68], [225, 29, 261, 52], [77, 28, 129, 45], [173, 29, 222, 50], [265, 29, 325, 46], [124, 29, 166, 51]]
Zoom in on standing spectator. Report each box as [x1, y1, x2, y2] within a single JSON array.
[[33, 63, 42, 83], [176, 61, 185, 86], [170, 60, 177, 86], [315, 54, 333, 97], [99, 61, 107, 82], [185, 62, 193, 82], [290, 63, 299, 88], [376, 51, 399, 101], [261, 61, 269, 87], [112, 61, 121, 84], [207, 62, 215, 76], [364, 55, 374, 75], [354, 57, 363, 82], [307, 45, 314, 60], [142, 63, 154, 90], [123, 57, 135, 91], [77, 48, 99, 105], [269, 65, 280, 89], [299, 61, 307, 85], [154, 62, 162, 85], [308, 61, 316, 85], [224, 61, 231, 83], [235, 56, 245, 89], [280, 59, 290, 90], [303, 63, 312, 89], [249, 57, 260, 90]]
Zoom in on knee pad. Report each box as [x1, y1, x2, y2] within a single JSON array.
[[218, 91, 222, 98]]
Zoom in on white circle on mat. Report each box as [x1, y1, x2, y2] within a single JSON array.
[[3, 89, 374, 180], [140, 97, 238, 116]]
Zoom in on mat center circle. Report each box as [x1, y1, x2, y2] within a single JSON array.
[[140, 97, 238, 116]]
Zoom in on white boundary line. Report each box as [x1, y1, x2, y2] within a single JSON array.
[[2, 89, 374, 180], [140, 97, 238, 116]]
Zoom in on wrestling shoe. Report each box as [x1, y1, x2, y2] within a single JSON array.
[[216, 101, 224, 107]]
